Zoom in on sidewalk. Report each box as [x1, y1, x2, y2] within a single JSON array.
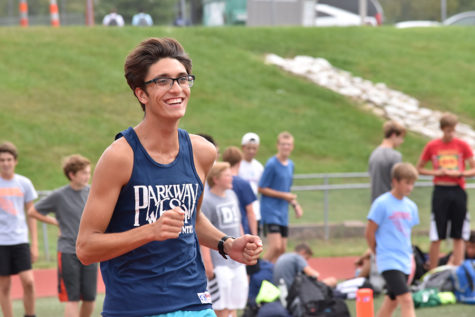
[[12, 256, 358, 299]]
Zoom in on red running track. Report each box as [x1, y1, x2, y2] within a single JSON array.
[[11, 256, 358, 299]]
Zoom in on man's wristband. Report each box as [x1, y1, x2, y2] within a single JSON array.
[[218, 235, 234, 259]]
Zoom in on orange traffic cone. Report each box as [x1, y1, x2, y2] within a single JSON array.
[[356, 288, 374, 317], [19, 0, 28, 27], [50, 0, 60, 27]]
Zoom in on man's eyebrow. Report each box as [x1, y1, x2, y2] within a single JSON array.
[[150, 71, 188, 78]]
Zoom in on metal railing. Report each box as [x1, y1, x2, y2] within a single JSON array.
[[291, 172, 475, 240], [37, 172, 475, 260]]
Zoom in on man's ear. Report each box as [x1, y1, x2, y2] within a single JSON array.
[[135, 87, 149, 104]]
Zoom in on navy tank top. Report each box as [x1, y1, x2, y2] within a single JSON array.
[[100, 127, 211, 317]]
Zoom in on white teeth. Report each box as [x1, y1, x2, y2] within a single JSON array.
[[167, 98, 182, 105]]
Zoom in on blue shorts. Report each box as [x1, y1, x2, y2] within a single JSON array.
[[148, 309, 216, 317]]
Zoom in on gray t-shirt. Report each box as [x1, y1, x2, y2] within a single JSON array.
[[273, 252, 307, 289], [201, 189, 242, 268], [34, 185, 89, 254], [368, 146, 402, 202]]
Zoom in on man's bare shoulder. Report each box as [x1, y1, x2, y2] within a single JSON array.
[[95, 137, 133, 183], [190, 134, 218, 165]]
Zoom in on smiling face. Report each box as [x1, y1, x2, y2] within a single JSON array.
[[277, 136, 294, 159], [242, 143, 259, 162], [213, 167, 233, 191], [0, 152, 17, 179], [135, 57, 191, 121], [69, 165, 91, 189]]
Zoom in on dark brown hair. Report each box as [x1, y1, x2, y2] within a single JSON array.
[[62, 154, 90, 180], [0, 142, 18, 159], [222, 146, 243, 167], [440, 113, 458, 129], [391, 162, 418, 182], [295, 242, 313, 256], [124, 37, 192, 111], [383, 121, 406, 138]]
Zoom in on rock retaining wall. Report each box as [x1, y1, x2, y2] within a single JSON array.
[[265, 54, 475, 147]]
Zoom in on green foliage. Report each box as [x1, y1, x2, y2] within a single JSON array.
[[379, 0, 473, 23]]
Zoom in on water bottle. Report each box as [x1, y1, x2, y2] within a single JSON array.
[[278, 278, 288, 307]]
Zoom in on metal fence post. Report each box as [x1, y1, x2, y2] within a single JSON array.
[[42, 222, 50, 261], [323, 175, 329, 240]]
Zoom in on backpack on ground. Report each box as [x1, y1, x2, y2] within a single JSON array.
[[257, 300, 291, 317], [286, 273, 350, 317], [452, 259, 475, 304], [412, 245, 429, 282], [417, 265, 456, 292]]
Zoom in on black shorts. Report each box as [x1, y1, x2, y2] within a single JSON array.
[[262, 223, 288, 238], [431, 185, 468, 240], [58, 252, 98, 302], [0, 243, 32, 276], [381, 270, 409, 300]]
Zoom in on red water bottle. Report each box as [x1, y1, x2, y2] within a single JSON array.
[[356, 288, 374, 317]]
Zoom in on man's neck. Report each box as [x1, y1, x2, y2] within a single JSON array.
[[276, 153, 288, 164], [0, 172, 14, 180], [135, 120, 180, 163], [69, 182, 86, 191], [210, 186, 226, 197], [380, 139, 394, 148], [230, 165, 239, 176], [390, 189, 404, 200]]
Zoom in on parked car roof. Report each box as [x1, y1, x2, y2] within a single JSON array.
[[395, 20, 442, 28], [443, 11, 475, 26], [315, 0, 384, 26]]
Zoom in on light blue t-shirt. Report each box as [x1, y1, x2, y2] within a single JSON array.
[[367, 192, 419, 274], [259, 156, 294, 226], [0, 174, 38, 245], [132, 12, 153, 26]]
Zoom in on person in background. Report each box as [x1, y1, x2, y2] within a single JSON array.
[[102, 8, 124, 27], [259, 131, 302, 263], [368, 120, 406, 202], [416, 113, 475, 270], [200, 162, 248, 317], [273, 242, 337, 291], [222, 146, 257, 236], [366, 162, 419, 317], [0, 141, 38, 317], [132, 8, 153, 26], [28, 154, 97, 317], [238, 132, 263, 235]]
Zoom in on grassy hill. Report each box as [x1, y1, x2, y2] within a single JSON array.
[[1, 25, 475, 191]]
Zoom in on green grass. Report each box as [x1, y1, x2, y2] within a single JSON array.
[[12, 292, 475, 316], [2, 26, 475, 190], [3, 24, 475, 317], [5, 25, 471, 267]]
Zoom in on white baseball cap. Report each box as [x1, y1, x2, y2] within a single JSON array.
[[241, 132, 260, 145]]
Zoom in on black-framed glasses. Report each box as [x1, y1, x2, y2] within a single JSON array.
[[144, 74, 195, 89]]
